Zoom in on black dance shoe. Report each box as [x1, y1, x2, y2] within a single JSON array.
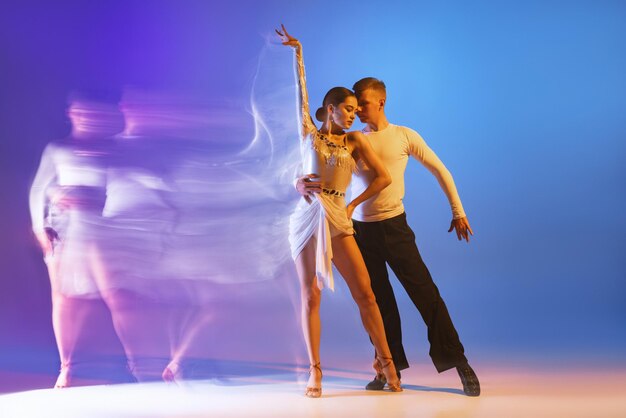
[[365, 370, 401, 391], [457, 363, 480, 396], [365, 373, 386, 390]]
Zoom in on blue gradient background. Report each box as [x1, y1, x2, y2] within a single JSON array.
[[1, 0, 625, 390]]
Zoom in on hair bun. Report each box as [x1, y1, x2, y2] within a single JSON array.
[[315, 107, 327, 122]]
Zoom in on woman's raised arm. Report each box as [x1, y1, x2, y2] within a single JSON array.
[[276, 24, 317, 139]]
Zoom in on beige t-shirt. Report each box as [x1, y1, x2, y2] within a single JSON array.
[[352, 124, 466, 222]]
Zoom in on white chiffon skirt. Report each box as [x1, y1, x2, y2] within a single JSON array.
[[288, 194, 354, 291]]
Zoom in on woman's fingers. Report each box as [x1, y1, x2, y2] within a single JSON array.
[[275, 28, 287, 41], [277, 24, 297, 43], [275, 26, 297, 46]]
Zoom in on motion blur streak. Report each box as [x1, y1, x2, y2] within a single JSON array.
[[28, 44, 305, 386]]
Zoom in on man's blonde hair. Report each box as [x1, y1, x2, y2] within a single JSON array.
[[352, 77, 387, 98]]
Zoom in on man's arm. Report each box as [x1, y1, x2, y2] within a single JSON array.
[[405, 128, 473, 242]]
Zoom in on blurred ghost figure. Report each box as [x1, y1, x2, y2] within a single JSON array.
[[29, 40, 307, 387], [101, 87, 299, 382], [100, 89, 188, 382], [29, 92, 126, 388]]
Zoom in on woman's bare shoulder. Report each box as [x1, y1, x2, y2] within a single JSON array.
[[346, 130, 365, 141], [346, 130, 367, 149]]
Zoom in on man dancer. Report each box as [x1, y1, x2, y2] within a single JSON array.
[[295, 77, 479, 396]]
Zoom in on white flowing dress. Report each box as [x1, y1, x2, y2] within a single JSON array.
[[288, 131, 355, 291]]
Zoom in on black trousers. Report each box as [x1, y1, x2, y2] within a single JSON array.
[[353, 212, 467, 373]]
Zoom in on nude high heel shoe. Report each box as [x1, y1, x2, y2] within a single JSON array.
[[376, 356, 402, 392], [305, 362, 322, 398]]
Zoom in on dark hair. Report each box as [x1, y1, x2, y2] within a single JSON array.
[[352, 77, 386, 98], [315, 87, 355, 122]]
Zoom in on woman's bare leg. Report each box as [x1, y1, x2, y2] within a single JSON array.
[[50, 293, 98, 388], [331, 234, 400, 387], [89, 244, 171, 381], [162, 305, 213, 382], [294, 237, 322, 390], [47, 249, 96, 388]]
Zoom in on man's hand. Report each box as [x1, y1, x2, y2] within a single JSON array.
[[295, 174, 321, 204], [448, 217, 474, 242]]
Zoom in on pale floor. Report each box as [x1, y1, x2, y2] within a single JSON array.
[[1, 364, 625, 418]]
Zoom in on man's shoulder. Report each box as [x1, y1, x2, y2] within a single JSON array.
[[372, 123, 417, 139], [377, 124, 415, 145], [391, 124, 427, 147], [391, 124, 420, 136]]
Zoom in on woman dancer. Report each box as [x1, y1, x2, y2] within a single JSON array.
[[29, 96, 125, 388], [276, 25, 401, 397]]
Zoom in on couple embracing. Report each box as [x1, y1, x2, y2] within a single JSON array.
[[277, 25, 479, 398]]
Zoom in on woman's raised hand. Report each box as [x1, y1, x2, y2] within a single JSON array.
[[275, 24, 300, 48]]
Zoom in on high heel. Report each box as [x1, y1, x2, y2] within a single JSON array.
[[376, 356, 402, 392], [305, 362, 322, 398]]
